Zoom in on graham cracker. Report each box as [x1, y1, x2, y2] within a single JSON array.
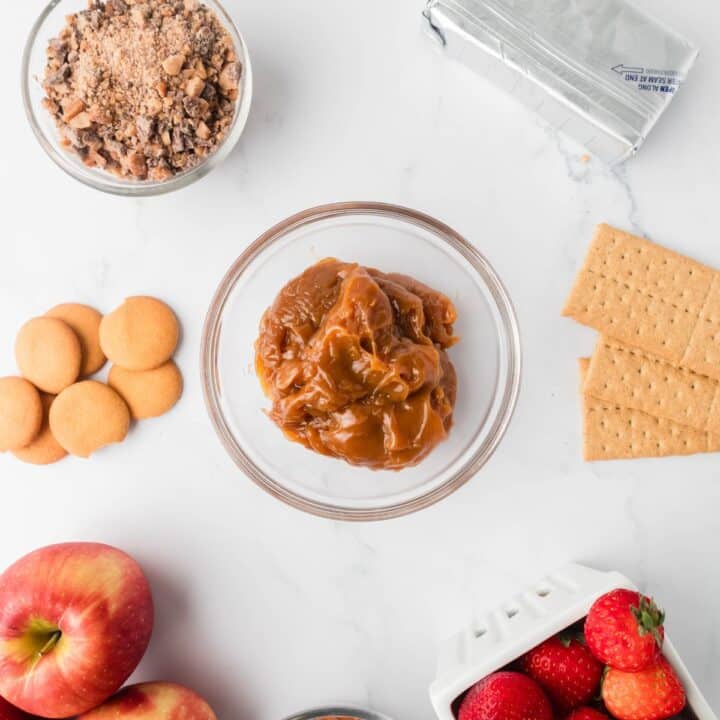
[[564, 225, 720, 381], [578, 359, 720, 461], [584, 338, 720, 436]]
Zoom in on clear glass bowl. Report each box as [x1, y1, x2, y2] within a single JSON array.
[[283, 709, 393, 720], [22, 0, 252, 197], [201, 203, 522, 521]]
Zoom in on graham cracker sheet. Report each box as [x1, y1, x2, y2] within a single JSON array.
[[564, 225, 720, 382], [578, 359, 720, 461], [585, 338, 720, 437]]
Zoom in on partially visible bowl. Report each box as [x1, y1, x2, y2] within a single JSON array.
[[202, 202, 522, 521], [22, 0, 252, 196], [284, 709, 394, 720]]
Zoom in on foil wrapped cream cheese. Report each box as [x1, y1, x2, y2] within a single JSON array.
[[424, 0, 699, 163]]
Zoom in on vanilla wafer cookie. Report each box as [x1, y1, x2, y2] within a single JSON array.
[[578, 359, 720, 461], [564, 225, 720, 381], [584, 338, 720, 436]]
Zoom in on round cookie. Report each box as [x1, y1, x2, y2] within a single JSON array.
[[46, 303, 106, 376], [99, 297, 179, 371], [13, 393, 68, 465], [0, 377, 43, 452], [16, 317, 82, 394], [108, 360, 183, 420], [49, 381, 130, 458]]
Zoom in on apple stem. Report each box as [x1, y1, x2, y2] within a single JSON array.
[[38, 630, 61, 657]]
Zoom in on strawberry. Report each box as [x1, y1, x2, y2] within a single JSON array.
[[602, 655, 686, 720], [520, 633, 603, 709], [584, 589, 664, 671], [566, 708, 610, 720], [458, 671, 553, 720]]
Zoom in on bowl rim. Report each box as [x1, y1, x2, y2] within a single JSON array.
[[282, 707, 394, 720], [21, 0, 253, 197], [201, 201, 523, 521]]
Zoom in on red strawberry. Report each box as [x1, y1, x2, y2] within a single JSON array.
[[566, 708, 610, 720], [458, 671, 553, 720], [521, 633, 603, 709], [602, 655, 686, 720], [585, 589, 664, 671]]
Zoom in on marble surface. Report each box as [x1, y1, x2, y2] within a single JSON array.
[[2, 0, 719, 717]]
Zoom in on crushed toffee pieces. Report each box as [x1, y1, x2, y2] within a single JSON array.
[[42, 0, 241, 181]]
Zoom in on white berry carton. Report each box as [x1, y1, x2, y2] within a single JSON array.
[[430, 564, 716, 720]]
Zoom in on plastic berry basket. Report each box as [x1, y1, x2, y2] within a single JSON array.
[[429, 564, 717, 720]]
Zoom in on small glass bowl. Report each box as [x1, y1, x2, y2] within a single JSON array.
[[22, 0, 252, 197], [283, 708, 394, 720], [201, 202, 522, 521]]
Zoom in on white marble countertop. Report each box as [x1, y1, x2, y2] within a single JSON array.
[[2, 0, 719, 717]]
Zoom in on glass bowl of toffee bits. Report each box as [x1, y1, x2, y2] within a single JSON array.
[[22, 0, 252, 196]]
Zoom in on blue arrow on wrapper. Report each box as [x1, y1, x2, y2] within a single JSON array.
[[612, 64, 645, 74]]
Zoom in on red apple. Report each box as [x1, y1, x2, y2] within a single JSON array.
[[0, 543, 153, 718], [0, 696, 35, 720], [77, 682, 217, 719]]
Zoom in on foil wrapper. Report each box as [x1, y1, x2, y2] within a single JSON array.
[[424, 0, 699, 163]]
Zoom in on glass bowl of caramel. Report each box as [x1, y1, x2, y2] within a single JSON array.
[[201, 202, 521, 520], [22, 0, 252, 196]]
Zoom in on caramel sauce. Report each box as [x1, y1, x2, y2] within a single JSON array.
[[255, 259, 458, 470]]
